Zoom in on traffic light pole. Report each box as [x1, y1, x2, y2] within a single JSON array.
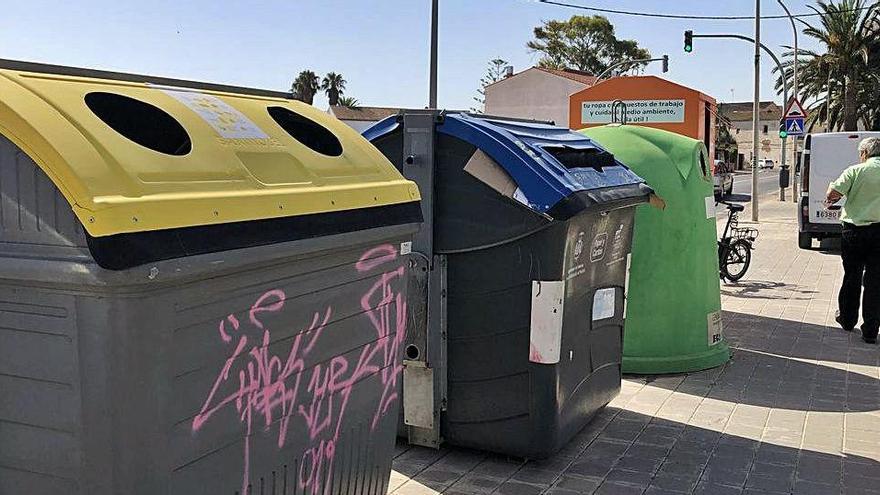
[[752, 0, 761, 221], [690, 31, 793, 213]]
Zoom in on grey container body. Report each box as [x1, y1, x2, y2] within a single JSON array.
[[370, 125, 644, 459], [0, 135, 416, 495]]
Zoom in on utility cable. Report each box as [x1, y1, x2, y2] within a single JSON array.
[[536, 0, 877, 21]]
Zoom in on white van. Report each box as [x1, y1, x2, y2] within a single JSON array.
[[798, 131, 880, 249]]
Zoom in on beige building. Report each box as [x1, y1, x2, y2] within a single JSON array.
[[720, 101, 797, 169], [484, 67, 596, 126], [327, 105, 400, 133]]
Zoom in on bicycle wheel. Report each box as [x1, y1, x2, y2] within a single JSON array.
[[722, 239, 752, 281]]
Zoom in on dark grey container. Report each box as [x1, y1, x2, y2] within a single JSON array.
[[366, 112, 650, 459], [0, 134, 420, 495]]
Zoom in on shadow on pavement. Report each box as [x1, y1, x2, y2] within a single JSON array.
[[631, 311, 880, 413], [720, 280, 818, 300], [391, 407, 880, 494]]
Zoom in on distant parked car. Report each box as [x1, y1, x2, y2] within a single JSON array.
[[759, 159, 775, 170], [713, 159, 734, 198]]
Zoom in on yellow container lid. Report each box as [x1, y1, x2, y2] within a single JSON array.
[[0, 61, 420, 237]]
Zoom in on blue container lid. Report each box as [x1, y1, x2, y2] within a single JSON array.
[[364, 113, 648, 215]]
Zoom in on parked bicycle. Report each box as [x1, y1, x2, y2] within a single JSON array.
[[717, 201, 758, 282]]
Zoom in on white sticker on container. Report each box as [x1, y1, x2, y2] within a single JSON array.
[[708, 310, 723, 346], [592, 288, 616, 321], [163, 89, 269, 139], [399, 241, 412, 255], [529, 280, 565, 364], [705, 196, 716, 219]]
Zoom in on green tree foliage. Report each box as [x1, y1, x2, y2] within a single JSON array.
[[291, 70, 320, 105], [472, 58, 509, 113], [337, 96, 360, 108], [527, 15, 650, 75], [775, 0, 879, 131], [321, 72, 347, 106], [716, 105, 739, 164]]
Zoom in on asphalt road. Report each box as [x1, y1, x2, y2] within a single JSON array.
[[729, 169, 781, 200]]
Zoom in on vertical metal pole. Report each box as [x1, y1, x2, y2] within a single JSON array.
[[752, 0, 761, 221], [780, 80, 788, 201], [778, 0, 799, 201], [428, 0, 439, 109]]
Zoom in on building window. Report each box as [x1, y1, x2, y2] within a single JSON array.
[[763, 124, 768, 134], [736, 128, 740, 135]]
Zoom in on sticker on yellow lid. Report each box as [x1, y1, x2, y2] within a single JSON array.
[[164, 89, 268, 139]]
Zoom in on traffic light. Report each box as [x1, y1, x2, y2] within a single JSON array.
[[662, 55, 669, 73], [779, 120, 788, 139], [684, 31, 693, 52]]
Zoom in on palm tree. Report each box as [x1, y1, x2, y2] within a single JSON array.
[[775, 0, 879, 131], [321, 72, 346, 106], [291, 70, 320, 105], [337, 96, 360, 108]]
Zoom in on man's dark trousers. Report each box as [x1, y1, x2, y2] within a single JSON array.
[[839, 222, 880, 338]]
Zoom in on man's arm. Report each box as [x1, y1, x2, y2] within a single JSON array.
[[826, 166, 854, 206], [825, 187, 843, 207]]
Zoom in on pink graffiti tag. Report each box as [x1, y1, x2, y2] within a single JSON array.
[[192, 244, 407, 495]]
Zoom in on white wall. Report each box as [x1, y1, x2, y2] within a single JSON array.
[[484, 69, 586, 127]]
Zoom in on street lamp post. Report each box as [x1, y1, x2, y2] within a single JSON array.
[[428, 0, 439, 108], [777, 0, 799, 202]]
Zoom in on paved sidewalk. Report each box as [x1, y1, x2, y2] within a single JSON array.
[[388, 197, 880, 495]]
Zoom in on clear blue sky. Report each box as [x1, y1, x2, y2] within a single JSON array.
[[0, 0, 822, 110]]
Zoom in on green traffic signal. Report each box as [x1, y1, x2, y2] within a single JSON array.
[[779, 121, 788, 139], [684, 30, 693, 53]]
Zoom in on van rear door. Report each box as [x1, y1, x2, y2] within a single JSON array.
[[807, 132, 880, 225]]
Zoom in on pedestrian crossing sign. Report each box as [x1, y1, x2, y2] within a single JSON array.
[[785, 117, 805, 136]]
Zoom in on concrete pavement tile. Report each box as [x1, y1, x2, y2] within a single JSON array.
[[470, 458, 523, 479], [545, 489, 585, 495], [552, 475, 602, 494], [792, 480, 836, 494], [644, 487, 687, 495], [842, 474, 880, 492], [393, 480, 442, 495], [494, 481, 546, 495], [509, 467, 559, 486], [845, 460, 880, 480], [649, 472, 699, 493], [604, 468, 652, 487], [446, 474, 506, 494], [595, 482, 647, 495], [614, 455, 663, 474], [700, 465, 749, 487], [693, 481, 743, 495], [749, 461, 795, 479], [621, 444, 670, 461], [578, 439, 631, 461], [744, 473, 794, 493], [566, 460, 614, 479]]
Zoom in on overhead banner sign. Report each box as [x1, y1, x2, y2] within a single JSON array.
[[581, 99, 686, 124]]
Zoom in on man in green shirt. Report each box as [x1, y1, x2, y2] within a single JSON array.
[[826, 137, 880, 343]]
